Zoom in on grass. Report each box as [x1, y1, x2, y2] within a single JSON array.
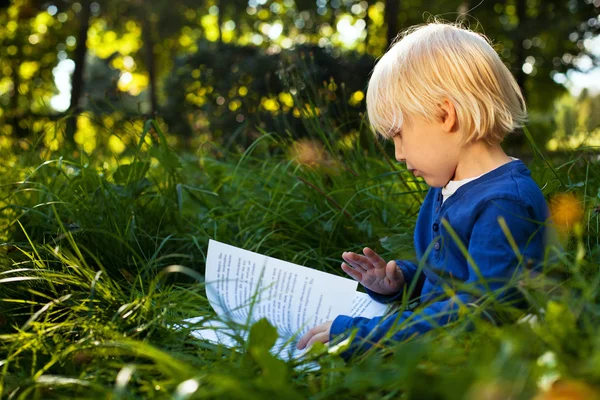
[[1, 112, 600, 399]]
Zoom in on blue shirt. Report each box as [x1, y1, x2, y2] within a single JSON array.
[[330, 160, 549, 358]]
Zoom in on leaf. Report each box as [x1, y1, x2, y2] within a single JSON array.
[[541, 179, 562, 196], [529, 160, 563, 195], [240, 319, 291, 389], [545, 300, 576, 341], [566, 181, 584, 189], [150, 146, 182, 170], [357, 220, 372, 237], [380, 233, 413, 252], [113, 162, 150, 185], [247, 318, 278, 351], [250, 347, 289, 388]]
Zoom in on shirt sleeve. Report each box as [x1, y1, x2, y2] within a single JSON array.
[[329, 199, 544, 360], [364, 260, 425, 304]]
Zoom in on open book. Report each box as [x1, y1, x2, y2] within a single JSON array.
[[187, 239, 390, 360]]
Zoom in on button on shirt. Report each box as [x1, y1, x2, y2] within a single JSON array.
[[329, 160, 550, 359]]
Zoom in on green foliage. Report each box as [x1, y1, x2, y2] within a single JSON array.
[[2, 0, 598, 149], [1, 108, 600, 398], [546, 90, 600, 151], [162, 40, 374, 142], [1, 2, 600, 397]]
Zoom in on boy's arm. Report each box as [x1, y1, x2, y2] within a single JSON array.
[[330, 293, 468, 359], [330, 198, 546, 360], [364, 260, 425, 304]]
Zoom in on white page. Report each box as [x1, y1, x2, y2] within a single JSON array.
[[348, 291, 389, 318], [187, 292, 390, 362], [205, 239, 359, 339], [187, 293, 391, 362], [186, 317, 309, 361], [187, 318, 240, 348]]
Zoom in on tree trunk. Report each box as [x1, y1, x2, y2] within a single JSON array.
[[9, 41, 21, 136], [231, 6, 240, 42], [329, 6, 336, 29], [515, 0, 527, 101], [66, 0, 91, 142], [507, 0, 528, 153], [217, 0, 224, 46], [142, 12, 157, 116], [385, 0, 399, 50], [363, 0, 371, 51]]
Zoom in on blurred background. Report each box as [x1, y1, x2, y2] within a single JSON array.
[[0, 0, 599, 158], [1, 4, 600, 397]]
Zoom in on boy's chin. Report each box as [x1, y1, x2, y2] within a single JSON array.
[[422, 176, 449, 188]]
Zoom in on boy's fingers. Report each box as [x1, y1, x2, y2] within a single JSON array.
[[385, 260, 399, 284], [342, 251, 364, 264], [297, 323, 329, 350], [341, 263, 363, 281], [342, 252, 369, 272], [363, 247, 386, 269], [305, 331, 329, 349], [297, 327, 318, 349]]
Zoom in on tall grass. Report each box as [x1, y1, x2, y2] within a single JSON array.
[[1, 108, 600, 398]]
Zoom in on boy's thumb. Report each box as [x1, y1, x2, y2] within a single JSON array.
[[386, 260, 400, 283]]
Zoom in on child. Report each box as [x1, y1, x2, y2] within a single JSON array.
[[296, 22, 549, 358]]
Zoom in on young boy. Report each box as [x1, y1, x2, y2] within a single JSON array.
[[296, 22, 549, 358]]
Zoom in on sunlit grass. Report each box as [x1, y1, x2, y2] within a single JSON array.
[[1, 111, 600, 398]]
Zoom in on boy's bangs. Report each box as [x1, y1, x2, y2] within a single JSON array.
[[366, 54, 407, 140], [365, 22, 527, 144]]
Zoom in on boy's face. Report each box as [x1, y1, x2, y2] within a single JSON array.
[[392, 107, 462, 188]]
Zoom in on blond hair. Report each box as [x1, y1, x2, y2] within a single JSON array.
[[366, 22, 527, 144]]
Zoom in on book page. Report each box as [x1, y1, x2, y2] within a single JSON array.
[[187, 292, 389, 362], [186, 317, 312, 362], [205, 239, 358, 339], [186, 292, 390, 362], [186, 318, 240, 348], [349, 291, 389, 318]]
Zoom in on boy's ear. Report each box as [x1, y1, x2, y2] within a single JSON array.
[[439, 99, 458, 133]]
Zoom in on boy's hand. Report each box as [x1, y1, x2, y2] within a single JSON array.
[[296, 321, 332, 350], [341, 248, 405, 296]]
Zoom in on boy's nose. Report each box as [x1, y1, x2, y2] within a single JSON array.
[[395, 149, 405, 163]]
